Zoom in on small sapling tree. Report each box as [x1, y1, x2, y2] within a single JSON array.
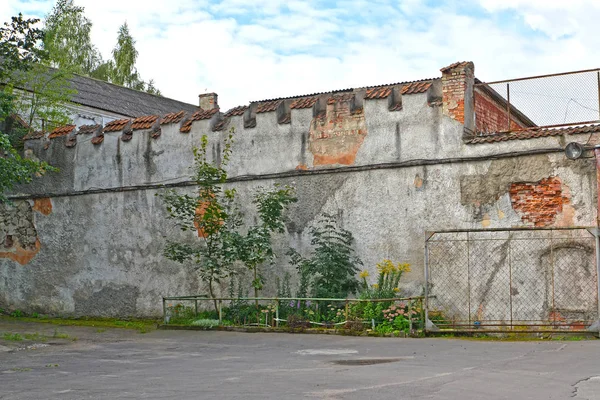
[[160, 130, 240, 313], [237, 185, 296, 304]]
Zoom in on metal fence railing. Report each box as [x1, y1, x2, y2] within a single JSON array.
[[425, 227, 600, 332], [474, 68, 600, 134], [161, 296, 426, 333]]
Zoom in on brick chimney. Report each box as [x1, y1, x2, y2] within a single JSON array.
[[199, 92, 218, 110], [441, 61, 475, 134]]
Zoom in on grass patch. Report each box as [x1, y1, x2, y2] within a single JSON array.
[[23, 333, 47, 342], [0, 315, 157, 333], [10, 367, 31, 372], [2, 332, 23, 341]]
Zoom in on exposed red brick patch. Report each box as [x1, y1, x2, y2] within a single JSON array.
[[309, 95, 367, 166], [48, 125, 76, 139], [474, 90, 528, 134], [509, 177, 569, 227], [441, 61, 474, 124], [295, 164, 308, 171], [131, 115, 158, 130], [32, 198, 52, 215], [103, 119, 130, 132], [0, 238, 41, 265]]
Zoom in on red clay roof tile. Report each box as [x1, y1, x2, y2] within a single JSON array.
[[290, 97, 318, 109], [91, 135, 104, 145], [224, 106, 248, 117], [402, 81, 432, 94], [256, 100, 282, 113], [48, 125, 76, 139], [23, 131, 45, 140], [465, 124, 600, 144], [161, 111, 186, 125], [131, 115, 159, 130], [180, 108, 219, 133], [77, 124, 101, 135], [103, 119, 130, 132]]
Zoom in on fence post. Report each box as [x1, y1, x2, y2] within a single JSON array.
[[408, 299, 413, 333], [162, 297, 167, 324], [218, 299, 222, 325], [595, 229, 600, 330], [345, 299, 349, 322], [467, 231, 471, 325], [276, 300, 279, 327], [195, 299, 198, 318], [597, 71, 600, 121], [506, 82, 511, 131]]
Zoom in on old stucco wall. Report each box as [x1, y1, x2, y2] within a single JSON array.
[[1, 77, 597, 318]]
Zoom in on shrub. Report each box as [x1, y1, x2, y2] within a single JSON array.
[[289, 214, 362, 299]]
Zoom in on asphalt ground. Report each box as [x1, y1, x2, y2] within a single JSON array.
[[0, 319, 599, 399]]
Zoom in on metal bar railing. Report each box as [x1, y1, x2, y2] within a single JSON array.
[[162, 296, 427, 331]]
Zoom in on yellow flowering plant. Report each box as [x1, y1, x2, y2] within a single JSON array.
[[359, 259, 411, 299]]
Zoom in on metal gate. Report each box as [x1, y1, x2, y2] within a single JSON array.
[[425, 228, 600, 332]]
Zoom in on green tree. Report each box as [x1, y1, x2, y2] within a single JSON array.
[[108, 22, 161, 95], [110, 22, 139, 88], [160, 131, 296, 311], [289, 214, 362, 299], [160, 130, 240, 313], [43, 0, 101, 75], [0, 14, 58, 201], [237, 185, 296, 303]]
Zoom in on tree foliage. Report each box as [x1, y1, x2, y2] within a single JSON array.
[[0, 14, 61, 202], [289, 214, 362, 299], [160, 131, 296, 311], [0, 133, 55, 203], [43, 0, 100, 75], [43, 2, 161, 95], [236, 185, 297, 300], [161, 131, 238, 312]]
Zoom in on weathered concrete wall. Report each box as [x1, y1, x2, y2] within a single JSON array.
[[1, 63, 598, 318]]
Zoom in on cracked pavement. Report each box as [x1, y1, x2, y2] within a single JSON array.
[[0, 320, 599, 399]]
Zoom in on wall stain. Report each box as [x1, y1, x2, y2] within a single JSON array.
[[32, 198, 52, 215], [0, 238, 41, 265]]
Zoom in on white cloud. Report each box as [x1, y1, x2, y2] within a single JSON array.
[[0, 0, 599, 112]]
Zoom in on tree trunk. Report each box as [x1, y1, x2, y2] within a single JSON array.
[[208, 278, 218, 315]]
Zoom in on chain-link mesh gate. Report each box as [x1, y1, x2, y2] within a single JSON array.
[[425, 228, 600, 332]]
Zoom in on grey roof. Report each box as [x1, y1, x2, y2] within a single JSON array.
[[67, 74, 199, 117]]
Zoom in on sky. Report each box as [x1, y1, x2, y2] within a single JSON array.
[[1, 0, 598, 111]]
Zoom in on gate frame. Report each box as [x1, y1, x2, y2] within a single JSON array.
[[424, 226, 600, 333]]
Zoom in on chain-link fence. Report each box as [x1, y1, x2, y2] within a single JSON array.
[[425, 228, 600, 332], [474, 69, 600, 134]]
